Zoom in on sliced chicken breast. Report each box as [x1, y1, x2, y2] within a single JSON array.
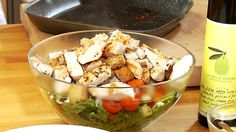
[[78, 65, 112, 86], [89, 82, 135, 101], [64, 51, 84, 81]]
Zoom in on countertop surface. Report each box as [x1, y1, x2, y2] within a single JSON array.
[[0, 25, 208, 131], [0, 0, 209, 131]]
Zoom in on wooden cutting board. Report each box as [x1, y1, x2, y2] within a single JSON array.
[[20, 1, 208, 86]]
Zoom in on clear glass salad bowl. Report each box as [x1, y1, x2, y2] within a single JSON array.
[[28, 30, 195, 131]]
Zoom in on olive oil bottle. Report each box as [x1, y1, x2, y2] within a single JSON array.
[[198, 0, 236, 127]]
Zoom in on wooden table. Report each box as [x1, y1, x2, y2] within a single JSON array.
[[0, 25, 208, 131]]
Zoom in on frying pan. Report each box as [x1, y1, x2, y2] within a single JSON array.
[[25, 0, 193, 36]]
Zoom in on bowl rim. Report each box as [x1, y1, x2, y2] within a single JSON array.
[[28, 30, 196, 88]]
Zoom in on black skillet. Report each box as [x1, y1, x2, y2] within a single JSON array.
[[25, 0, 193, 36]]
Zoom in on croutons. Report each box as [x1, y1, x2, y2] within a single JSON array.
[[126, 59, 143, 79], [106, 55, 126, 70], [114, 66, 134, 83]]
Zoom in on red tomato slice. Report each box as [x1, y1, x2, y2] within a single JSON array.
[[102, 100, 122, 114], [120, 97, 140, 111]]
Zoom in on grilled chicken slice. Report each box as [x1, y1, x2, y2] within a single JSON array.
[[78, 65, 112, 86], [142, 68, 151, 84], [126, 59, 143, 79], [64, 51, 84, 81], [86, 60, 103, 72], [136, 47, 146, 59], [108, 30, 131, 44], [165, 56, 177, 71], [48, 51, 65, 67], [164, 56, 177, 80], [103, 41, 127, 57], [52, 66, 72, 95], [91, 33, 109, 42], [36, 63, 53, 77], [89, 82, 135, 101], [125, 50, 139, 60], [136, 59, 153, 70], [80, 38, 94, 50], [72, 47, 84, 57], [150, 66, 165, 82], [78, 43, 104, 64], [125, 38, 140, 50], [142, 44, 166, 67], [30, 57, 53, 76], [170, 55, 193, 80], [30, 56, 41, 68], [53, 65, 72, 83]]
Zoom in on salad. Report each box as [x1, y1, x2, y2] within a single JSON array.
[[31, 30, 193, 131]]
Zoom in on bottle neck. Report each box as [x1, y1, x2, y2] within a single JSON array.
[[207, 0, 236, 24]]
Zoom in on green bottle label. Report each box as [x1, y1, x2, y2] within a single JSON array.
[[199, 19, 236, 116]]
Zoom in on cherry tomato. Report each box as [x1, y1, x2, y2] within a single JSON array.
[[120, 97, 140, 111], [102, 100, 122, 114]]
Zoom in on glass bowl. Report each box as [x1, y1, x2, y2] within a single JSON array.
[[28, 30, 195, 131], [207, 103, 236, 132]]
